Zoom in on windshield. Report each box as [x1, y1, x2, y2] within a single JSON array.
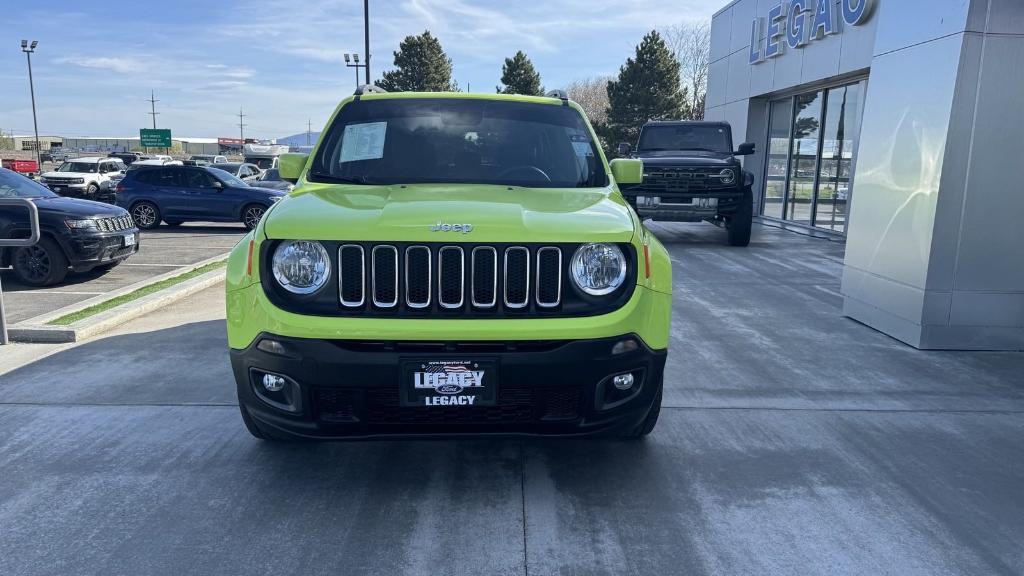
[[57, 162, 99, 173], [211, 169, 247, 187], [261, 169, 280, 181], [310, 98, 607, 188], [0, 169, 57, 198], [247, 157, 276, 170], [637, 125, 732, 154]]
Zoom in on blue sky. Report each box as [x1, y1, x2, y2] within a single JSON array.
[[0, 0, 719, 140]]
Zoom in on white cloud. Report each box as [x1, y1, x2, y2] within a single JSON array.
[[56, 56, 145, 75]]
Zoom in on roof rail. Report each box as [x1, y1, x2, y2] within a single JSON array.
[[545, 89, 568, 101], [354, 84, 387, 96]]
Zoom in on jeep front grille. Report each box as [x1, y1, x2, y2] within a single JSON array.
[[262, 241, 636, 318], [97, 215, 134, 232], [342, 243, 561, 313]]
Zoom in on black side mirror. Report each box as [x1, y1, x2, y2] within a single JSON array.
[[617, 142, 632, 157], [735, 142, 756, 156]]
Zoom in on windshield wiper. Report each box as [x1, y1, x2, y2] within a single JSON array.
[[307, 172, 375, 185]]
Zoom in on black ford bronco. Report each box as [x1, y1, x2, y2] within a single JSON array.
[[619, 121, 756, 246]]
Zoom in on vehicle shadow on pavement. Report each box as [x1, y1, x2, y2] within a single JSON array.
[[142, 224, 248, 236]]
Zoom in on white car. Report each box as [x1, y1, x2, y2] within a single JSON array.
[[132, 158, 183, 166], [41, 157, 126, 199], [187, 154, 228, 165]]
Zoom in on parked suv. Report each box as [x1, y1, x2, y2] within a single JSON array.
[[115, 165, 285, 230], [619, 121, 756, 246], [0, 167, 139, 286], [40, 157, 126, 200], [225, 88, 672, 441]]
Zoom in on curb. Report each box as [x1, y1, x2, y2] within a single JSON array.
[[8, 254, 228, 343]]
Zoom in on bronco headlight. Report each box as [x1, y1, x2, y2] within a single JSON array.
[[718, 168, 736, 185], [570, 243, 627, 296], [272, 240, 331, 294]]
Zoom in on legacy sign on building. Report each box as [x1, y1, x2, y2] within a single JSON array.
[[750, 0, 875, 64]]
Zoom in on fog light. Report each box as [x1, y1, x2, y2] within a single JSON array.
[[612, 373, 634, 391], [611, 338, 639, 355], [262, 373, 287, 392]]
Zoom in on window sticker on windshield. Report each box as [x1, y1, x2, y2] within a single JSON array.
[[572, 141, 594, 156], [340, 122, 387, 163]]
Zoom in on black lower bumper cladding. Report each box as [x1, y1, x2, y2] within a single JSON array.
[[231, 334, 667, 439]]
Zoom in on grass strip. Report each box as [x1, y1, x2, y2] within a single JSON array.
[[47, 260, 227, 326]]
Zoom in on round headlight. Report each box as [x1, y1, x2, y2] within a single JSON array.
[[272, 240, 331, 294], [570, 243, 627, 296], [718, 168, 736, 185]]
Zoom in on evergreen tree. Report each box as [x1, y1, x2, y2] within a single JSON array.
[[604, 31, 690, 152], [496, 51, 543, 96], [377, 31, 458, 92]]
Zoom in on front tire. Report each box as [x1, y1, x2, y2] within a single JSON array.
[[131, 201, 161, 230], [242, 204, 266, 231], [11, 237, 69, 287], [726, 188, 753, 247], [85, 183, 99, 198]]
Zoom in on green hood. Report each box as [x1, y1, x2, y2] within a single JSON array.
[[263, 183, 636, 243]]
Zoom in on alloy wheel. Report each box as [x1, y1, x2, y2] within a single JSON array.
[[244, 206, 265, 229], [132, 204, 156, 227], [14, 245, 51, 284]]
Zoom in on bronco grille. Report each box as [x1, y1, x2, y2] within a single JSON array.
[[262, 241, 636, 318], [623, 167, 736, 195]]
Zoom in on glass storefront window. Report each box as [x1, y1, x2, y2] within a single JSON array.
[[764, 100, 791, 220], [761, 80, 863, 234], [815, 84, 861, 232], [787, 92, 823, 225]]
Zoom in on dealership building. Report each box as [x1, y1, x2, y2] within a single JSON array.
[[706, 0, 1023, 350]]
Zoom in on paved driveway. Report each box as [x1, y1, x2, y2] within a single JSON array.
[[0, 223, 244, 324], [0, 222, 1022, 576]]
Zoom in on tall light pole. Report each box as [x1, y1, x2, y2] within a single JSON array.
[[21, 40, 41, 171], [344, 53, 366, 86], [363, 0, 371, 84]]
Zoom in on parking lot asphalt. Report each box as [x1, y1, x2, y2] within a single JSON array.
[[1, 222, 1022, 576], [0, 223, 245, 324]]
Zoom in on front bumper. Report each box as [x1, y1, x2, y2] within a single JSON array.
[[623, 189, 744, 221], [60, 230, 140, 270], [232, 333, 666, 438], [44, 183, 89, 197]]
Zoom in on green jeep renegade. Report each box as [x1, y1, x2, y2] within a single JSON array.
[[225, 87, 672, 440]]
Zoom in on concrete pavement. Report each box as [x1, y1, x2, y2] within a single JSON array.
[[0, 222, 1022, 576]]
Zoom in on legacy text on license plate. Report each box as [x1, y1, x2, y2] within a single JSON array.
[[400, 359, 498, 407]]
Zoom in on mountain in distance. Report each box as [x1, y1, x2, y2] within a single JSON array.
[[276, 132, 322, 148]]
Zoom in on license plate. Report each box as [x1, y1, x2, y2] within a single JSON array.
[[400, 359, 498, 407], [123, 233, 136, 247]]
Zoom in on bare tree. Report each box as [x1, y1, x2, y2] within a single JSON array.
[[565, 76, 611, 127], [662, 21, 710, 120]]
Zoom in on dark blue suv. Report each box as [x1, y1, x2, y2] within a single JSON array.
[[115, 165, 285, 230]]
